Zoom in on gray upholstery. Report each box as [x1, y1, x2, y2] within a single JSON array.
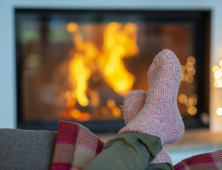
[[0, 129, 57, 170]]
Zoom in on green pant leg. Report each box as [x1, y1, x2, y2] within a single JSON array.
[[84, 132, 172, 170], [146, 163, 174, 170]]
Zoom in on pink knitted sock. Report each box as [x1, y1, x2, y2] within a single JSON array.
[[122, 90, 147, 125], [119, 49, 184, 145], [122, 90, 172, 164]]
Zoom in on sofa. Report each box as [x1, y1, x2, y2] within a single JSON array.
[[1, 127, 222, 170], [0, 128, 57, 170]]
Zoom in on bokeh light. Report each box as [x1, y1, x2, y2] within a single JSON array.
[[188, 106, 197, 115], [216, 108, 222, 115], [212, 66, 220, 72], [187, 56, 195, 64], [181, 65, 186, 73], [112, 107, 122, 117], [66, 22, 78, 33], [107, 99, 116, 108], [178, 94, 187, 104]]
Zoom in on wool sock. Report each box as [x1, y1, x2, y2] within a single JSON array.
[[122, 90, 147, 125], [122, 90, 172, 164], [119, 49, 184, 145]]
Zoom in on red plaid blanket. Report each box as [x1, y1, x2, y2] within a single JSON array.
[[51, 121, 104, 170], [51, 121, 222, 170], [174, 149, 222, 170]]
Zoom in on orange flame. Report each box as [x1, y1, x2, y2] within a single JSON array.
[[64, 22, 139, 120], [99, 22, 138, 95]]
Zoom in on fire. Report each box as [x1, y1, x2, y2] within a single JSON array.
[[100, 23, 138, 95], [61, 22, 139, 121], [69, 53, 91, 106]]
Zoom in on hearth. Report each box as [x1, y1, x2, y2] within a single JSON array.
[[16, 9, 210, 132]]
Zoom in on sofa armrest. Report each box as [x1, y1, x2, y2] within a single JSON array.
[[0, 128, 57, 170]]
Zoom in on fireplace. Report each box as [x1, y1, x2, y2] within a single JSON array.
[[16, 9, 210, 132]]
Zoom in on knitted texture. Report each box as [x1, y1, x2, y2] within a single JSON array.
[[174, 149, 222, 170], [123, 90, 147, 125], [122, 90, 172, 164], [119, 49, 184, 145], [51, 121, 104, 170]]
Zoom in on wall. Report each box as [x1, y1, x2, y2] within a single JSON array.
[[0, 0, 222, 132]]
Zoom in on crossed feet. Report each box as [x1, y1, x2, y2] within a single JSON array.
[[119, 49, 185, 164]]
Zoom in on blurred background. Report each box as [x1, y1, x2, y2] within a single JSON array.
[[2, 0, 222, 164], [15, 9, 209, 132]]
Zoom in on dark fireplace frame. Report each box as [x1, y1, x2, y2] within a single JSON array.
[[16, 9, 210, 133]]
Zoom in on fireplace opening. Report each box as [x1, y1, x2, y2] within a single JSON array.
[[16, 9, 210, 132]]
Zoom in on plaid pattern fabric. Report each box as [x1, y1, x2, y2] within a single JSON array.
[[51, 121, 104, 170], [174, 149, 222, 170]]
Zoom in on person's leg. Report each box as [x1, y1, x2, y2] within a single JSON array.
[[146, 163, 173, 170], [84, 132, 169, 170], [122, 90, 172, 165], [119, 49, 184, 145], [85, 49, 183, 170]]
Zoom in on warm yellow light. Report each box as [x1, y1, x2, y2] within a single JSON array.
[[68, 22, 139, 107], [100, 22, 138, 95], [112, 107, 122, 117], [107, 99, 116, 109], [70, 109, 81, 119], [185, 63, 193, 69], [190, 97, 197, 106], [188, 99, 194, 106], [74, 33, 84, 44], [187, 56, 195, 64], [181, 73, 185, 81], [214, 71, 222, 79], [212, 66, 220, 72], [178, 94, 187, 104], [88, 90, 100, 107], [187, 67, 196, 76], [219, 60, 222, 68], [66, 22, 78, 33], [124, 23, 137, 34], [188, 107, 197, 115], [181, 65, 185, 73], [185, 100, 191, 107], [67, 98, 76, 108], [69, 54, 91, 106], [214, 82, 219, 87], [184, 73, 189, 81], [216, 79, 222, 87], [186, 76, 194, 83], [78, 112, 92, 121], [216, 108, 222, 115]]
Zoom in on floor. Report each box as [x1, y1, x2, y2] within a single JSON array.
[[97, 129, 222, 165]]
